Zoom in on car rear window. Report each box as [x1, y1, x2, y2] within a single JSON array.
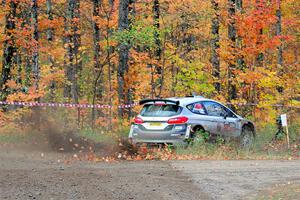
[[140, 104, 182, 117]]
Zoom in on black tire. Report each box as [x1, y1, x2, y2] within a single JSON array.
[[239, 126, 254, 148], [191, 127, 208, 144]]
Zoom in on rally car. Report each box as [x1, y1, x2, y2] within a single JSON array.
[[128, 96, 255, 147]]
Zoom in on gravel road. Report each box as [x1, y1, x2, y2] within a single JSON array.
[[171, 160, 300, 199], [0, 148, 299, 200]]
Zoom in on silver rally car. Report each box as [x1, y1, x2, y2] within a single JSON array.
[[128, 96, 255, 147]]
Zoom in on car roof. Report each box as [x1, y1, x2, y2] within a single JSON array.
[[140, 96, 224, 107], [167, 96, 211, 106]]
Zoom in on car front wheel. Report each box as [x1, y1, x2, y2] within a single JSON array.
[[239, 127, 254, 148]]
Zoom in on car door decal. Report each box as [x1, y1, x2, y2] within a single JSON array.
[[224, 122, 236, 132]]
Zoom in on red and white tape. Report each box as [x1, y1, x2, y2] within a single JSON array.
[[0, 101, 298, 109], [0, 101, 139, 109], [227, 103, 299, 109]]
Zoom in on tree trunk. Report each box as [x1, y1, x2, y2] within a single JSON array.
[[227, 0, 237, 103], [127, 0, 135, 118], [211, 0, 220, 93], [46, 0, 53, 41], [65, 0, 81, 104], [12, 3, 30, 88], [171, 64, 178, 97], [236, 0, 245, 70], [72, 0, 81, 104], [64, 15, 71, 99], [0, 1, 17, 101], [153, 0, 163, 97], [32, 0, 39, 91], [153, 0, 161, 58], [19, 4, 31, 88], [16, 52, 22, 85], [46, 0, 56, 99], [91, 0, 102, 125], [117, 0, 133, 117], [106, 2, 115, 129], [255, 0, 264, 67], [276, 1, 283, 70], [158, 33, 167, 97], [276, 0, 283, 93], [92, 0, 101, 78]]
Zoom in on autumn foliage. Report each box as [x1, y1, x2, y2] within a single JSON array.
[[0, 0, 299, 130]]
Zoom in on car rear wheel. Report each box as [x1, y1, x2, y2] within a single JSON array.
[[191, 127, 209, 144], [239, 127, 254, 148]]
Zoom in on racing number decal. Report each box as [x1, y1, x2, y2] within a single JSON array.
[[224, 124, 230, 130], [223, 122, 236, 131]]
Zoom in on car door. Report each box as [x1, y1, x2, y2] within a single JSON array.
[[201, 101, 227, 136], [187, 102, 218, 135], [221, 106, 241, 137]]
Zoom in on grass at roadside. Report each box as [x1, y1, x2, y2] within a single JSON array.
[[77, 128, 118, 145], [0, 121, 298, 160], [174, 124, 300, 160], [0, 133, 26, 143], [0, 125, 32, 144]]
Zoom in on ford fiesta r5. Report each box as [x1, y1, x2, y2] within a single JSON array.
[[128, 96, 255, 147]]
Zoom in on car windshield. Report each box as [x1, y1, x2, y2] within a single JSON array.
[[140, 104, 182, 117]]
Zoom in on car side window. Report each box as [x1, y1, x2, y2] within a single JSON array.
[[187, 102, 207, 115], [202, 101, 227, 117], [224, 107, 237, 118]]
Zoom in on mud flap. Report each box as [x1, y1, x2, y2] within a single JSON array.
[[128, 125, 134, 138], [185, 125, 191, 139]]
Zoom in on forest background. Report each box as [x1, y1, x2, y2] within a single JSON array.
[[0, 0, 299, 133]]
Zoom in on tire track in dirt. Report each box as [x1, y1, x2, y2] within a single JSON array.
[[0, 149, 209, 200], [171, 160, 300, 200]]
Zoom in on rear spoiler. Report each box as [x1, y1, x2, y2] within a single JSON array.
[[139, 99, 180, 106]]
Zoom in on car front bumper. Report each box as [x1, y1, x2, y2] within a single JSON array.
[[128, 124, 191, 145]]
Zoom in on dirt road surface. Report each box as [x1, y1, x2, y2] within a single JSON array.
[[1, 148, 300, 200], [171, 160, 300, 199]]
